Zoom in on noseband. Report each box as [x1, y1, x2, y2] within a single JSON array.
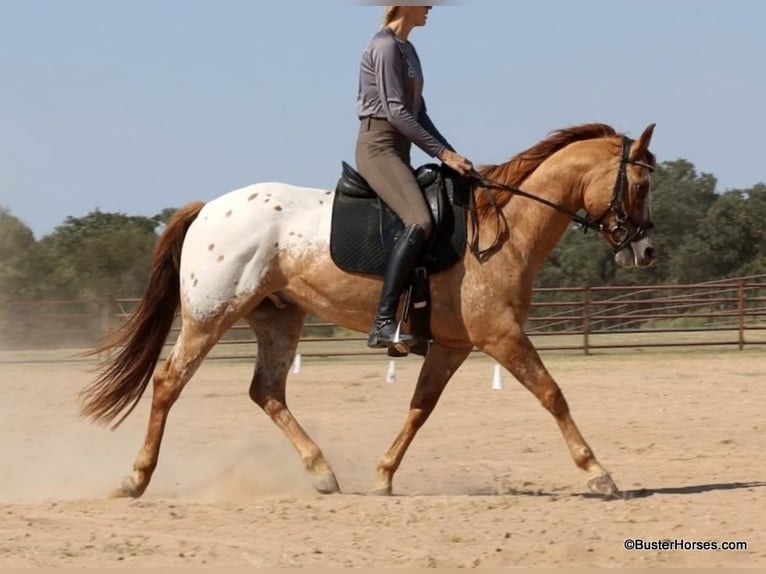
[[469, 135, 654, 259], [593, 136, 655, 252]]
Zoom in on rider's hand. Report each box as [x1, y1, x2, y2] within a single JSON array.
[[439, 149, 474, 176]]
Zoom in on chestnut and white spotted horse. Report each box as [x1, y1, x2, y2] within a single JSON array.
[[79, 122, 658, 499]]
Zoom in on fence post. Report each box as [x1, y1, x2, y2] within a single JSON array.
[[737, 280, 745, 350], [583, 285, 591, 355], [100, 292, 112, 337]]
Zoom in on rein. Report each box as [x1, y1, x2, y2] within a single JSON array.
[[464, 136, 655, 261]]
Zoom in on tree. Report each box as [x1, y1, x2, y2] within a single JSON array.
[[699, 184, 766, 279], [30, 210, 161, 300], [0, 207, 37, 299], [647, 159, 719, 283]]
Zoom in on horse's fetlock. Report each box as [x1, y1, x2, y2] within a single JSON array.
[[301, 448, 324, 472]]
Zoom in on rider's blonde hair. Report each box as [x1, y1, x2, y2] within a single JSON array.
[[382, 6, 401, 26]]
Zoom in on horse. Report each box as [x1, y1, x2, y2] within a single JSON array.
[[79, 121, 658, 500]]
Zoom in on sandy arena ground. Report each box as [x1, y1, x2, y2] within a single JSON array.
[[0, 348, 764, 568]]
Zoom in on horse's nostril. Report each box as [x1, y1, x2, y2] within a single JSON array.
[[645, 247, 657, 260]]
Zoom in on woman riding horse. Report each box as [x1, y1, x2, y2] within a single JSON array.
[[355, 5, 474, 349]]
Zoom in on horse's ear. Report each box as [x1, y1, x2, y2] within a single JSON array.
[[632, 123, 656, 156]]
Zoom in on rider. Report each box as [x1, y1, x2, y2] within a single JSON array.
[[355, 5, 474, 349]]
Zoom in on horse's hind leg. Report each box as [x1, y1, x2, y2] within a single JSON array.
[[373, 343, 472, 495], [114, 315, 223, 498], [246, 300, 340, 494], [484, 328, 618, 498]]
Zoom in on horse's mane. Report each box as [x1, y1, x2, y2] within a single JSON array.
[[474, 122, 619, 219]]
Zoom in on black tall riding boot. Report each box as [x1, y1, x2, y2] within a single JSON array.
[[367, 224, 427, 348]]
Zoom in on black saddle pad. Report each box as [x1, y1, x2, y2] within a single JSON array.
[[329, 162, 469, 276]]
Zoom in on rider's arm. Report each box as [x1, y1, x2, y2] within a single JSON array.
[[372, 37, 447, 159]]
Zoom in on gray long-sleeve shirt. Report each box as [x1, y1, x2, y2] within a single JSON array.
[[356, 27, 454, 159]]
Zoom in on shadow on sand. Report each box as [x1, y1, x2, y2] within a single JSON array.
[[361, 481, 766, 501]]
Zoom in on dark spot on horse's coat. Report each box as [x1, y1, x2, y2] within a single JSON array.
[[233, 280, 239, 286], [208, 244, 215, 251], [217, 255, 224, 262], [274, 242, 279, 248], [297, 234, 303, 238], [319, 200, 324, 205], [289, 232, 295, 236], [225, 210, 232, 217], [248, 193, 258, 201], [193, 279, 198, 287], [325, 191, 332, 195], [264, 198, 270, 203], [190, 272, 195, 279], [274, 205, 282, 211]]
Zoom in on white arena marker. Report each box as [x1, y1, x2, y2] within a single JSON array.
[[492, 363, 503, 391], [292, 353, 302, 374], [385, 359, 396, 384]]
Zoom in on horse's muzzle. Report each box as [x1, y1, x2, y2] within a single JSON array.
[[615, 237, 657, 268]]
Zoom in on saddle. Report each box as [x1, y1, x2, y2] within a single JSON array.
[[329, 161, 472, 356]]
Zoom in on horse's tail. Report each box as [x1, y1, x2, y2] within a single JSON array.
[[79, 200, 206, 429]]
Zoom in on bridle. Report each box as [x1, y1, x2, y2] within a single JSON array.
[[466, 135, 655, 260]]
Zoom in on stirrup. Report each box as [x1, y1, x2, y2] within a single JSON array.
[[387, 338, 430, 358], [367, 317, 415, 349]]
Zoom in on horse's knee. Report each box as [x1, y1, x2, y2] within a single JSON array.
[[541, 385, 569, 416]]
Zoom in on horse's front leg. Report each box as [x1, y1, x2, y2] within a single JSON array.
[[483, 325, 619, 498], [372, 343, 472, 495]]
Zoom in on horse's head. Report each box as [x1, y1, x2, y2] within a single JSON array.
[[583, 123, 657, 268]]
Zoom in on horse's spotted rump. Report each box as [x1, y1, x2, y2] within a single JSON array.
[[248, 193, 258, 201]]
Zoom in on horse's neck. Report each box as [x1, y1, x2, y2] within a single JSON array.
[[499, 155, 587, 274]]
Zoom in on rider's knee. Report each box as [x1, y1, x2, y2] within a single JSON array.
[[412, 217, 433, 240]]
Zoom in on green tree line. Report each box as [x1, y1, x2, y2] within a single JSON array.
[[1, 158, 765, 303]]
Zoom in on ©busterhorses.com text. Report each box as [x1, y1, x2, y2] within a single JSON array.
[[623, 538, 749, 552]]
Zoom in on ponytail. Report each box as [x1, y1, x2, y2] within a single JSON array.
[[382, 6, 400, 26]]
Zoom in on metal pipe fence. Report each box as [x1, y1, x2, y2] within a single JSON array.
[[2, 277, 764, 361]]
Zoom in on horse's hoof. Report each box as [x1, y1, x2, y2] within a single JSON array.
[[587, 474, 620, 499], [110, 476, 142, 499], [314, 474, 341, 495], [369, 484, 392, 496]]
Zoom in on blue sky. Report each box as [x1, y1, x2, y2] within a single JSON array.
[[2, 0, 765, 238]]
